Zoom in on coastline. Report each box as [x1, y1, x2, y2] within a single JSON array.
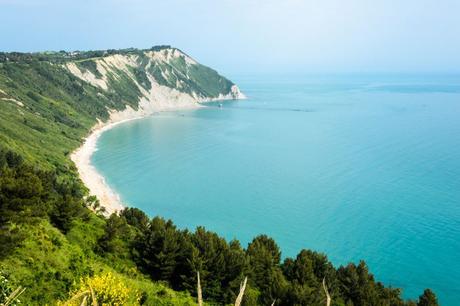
[[71, 116, 144, 214], [71, 87, 245, 215]]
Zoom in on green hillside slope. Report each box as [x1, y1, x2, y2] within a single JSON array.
[[0, 46, 242, 171]]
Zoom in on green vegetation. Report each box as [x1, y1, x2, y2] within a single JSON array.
[[105, 67, 144, 109], [75, 60, 103, 79], [0, 46, 439, 305], [0, 45, 172, 64], [0, 59, 116, 170]]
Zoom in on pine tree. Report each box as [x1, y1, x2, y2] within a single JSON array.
[[417, 289, 438, 306]]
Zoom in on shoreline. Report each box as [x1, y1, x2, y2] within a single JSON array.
[[71, 104, 201, 215], [71, 116, 143, 214], [71, 91, 245, 215]]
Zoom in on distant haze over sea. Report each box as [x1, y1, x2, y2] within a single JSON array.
[[2, 1, 460, 75]]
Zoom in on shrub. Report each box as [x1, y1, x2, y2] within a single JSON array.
[[63, 272, 139, 306]]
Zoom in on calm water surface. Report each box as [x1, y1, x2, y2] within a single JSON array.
[[93, 75, 460, 304]]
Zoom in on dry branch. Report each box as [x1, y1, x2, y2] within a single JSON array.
[[322, 277, 331, 306], [197, 271, 203, 306], [234, 276, 247, 306]]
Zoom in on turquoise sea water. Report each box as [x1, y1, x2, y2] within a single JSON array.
[[93, 75, 460, 305]]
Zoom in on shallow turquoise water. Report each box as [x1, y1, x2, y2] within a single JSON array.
[[93, 75, 460, 304]]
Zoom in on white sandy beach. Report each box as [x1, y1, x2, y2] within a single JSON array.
[[71, 85, 245, 215], [71, 104, 201, 215], [71, 117, 137, 215]]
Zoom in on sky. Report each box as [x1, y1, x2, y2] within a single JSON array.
[[0, 0, 459, 75]]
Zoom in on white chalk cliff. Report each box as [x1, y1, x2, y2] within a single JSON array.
[[65, 47, 245, 124]]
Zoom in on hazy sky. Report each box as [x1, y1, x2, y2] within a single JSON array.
[[1, 0, 459, 74]]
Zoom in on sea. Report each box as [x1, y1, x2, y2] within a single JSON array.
[[92, 74, 460, 305]]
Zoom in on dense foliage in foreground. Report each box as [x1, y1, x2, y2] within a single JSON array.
[[0, 148, 438, 305], [0, 47, 439, 305]]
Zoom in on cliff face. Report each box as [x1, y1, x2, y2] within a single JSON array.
[[66, 47, 244, 111], [64, 47, 244, 123], [0, 46, 244, 169]]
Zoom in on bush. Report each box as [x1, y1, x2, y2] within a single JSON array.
[[63, 272, 138, 305]]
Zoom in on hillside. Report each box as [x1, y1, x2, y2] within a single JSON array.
[[0, 46, 243, 172], [0, 46, 438, 305]]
